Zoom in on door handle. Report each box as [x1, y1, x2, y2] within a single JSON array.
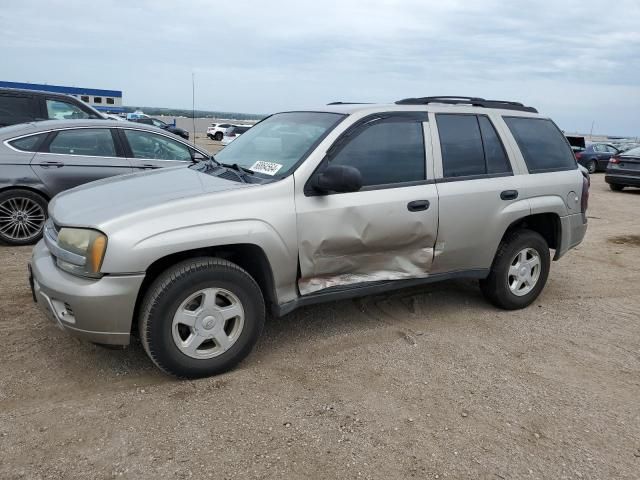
[[407, 200, 430, 212], [141, 163, 157, 169], [39, 160, 64, 168], [500, 190, 518, 200]]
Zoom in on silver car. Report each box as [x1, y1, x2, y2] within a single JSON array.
[[0, 119, 210, 245], [29, 97, 588, 378]]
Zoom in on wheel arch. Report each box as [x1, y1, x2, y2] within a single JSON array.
[[131, 243, 278, 334], [498, 212, 562, 260], [0, 184, 51, 201]]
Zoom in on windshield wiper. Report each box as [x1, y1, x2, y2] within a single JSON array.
[[220, 162, 255, 175]]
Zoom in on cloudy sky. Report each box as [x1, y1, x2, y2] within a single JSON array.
[[1, 0, 639, 135]]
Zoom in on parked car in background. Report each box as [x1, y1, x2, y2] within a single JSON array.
[[221, 125, 251, 145], [605, 146, 640, 191], [130, 117, 189, 140], [207, 123, 233, 141], [0, 120, 210, 245], [28, 96, 588, 378], [0, 87, 104, 127], [574, 143, 620, 173]]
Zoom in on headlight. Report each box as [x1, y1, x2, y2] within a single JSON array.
[[56, 228, 107, 278]]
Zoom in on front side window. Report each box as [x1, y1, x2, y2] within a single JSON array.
[[330, 120, 426, 187], [124, 129, 192, 161], [215, 112, 344, 177], [504, 117, 576, 173], [437, 114, 512, 178], [48, 129, 116, 157], [46, 99, 92, 120], [9, 133, 47, 152]]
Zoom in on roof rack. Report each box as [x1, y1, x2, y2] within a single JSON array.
[[395, 96, 538, 113]]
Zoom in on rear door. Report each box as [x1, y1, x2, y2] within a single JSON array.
[[295, 113, 439, 295], [0, 93, 38, 127], [31, 128, 132, 196], [430, 112, 526, 274], [119, 128, 194, 170]]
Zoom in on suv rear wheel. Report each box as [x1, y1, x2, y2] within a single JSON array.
[[480, 229, 550, 310], [139, 257, 265, 378], [0, 189, 48, 246]]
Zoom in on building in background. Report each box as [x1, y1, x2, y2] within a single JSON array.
[[0, 81, 123, 114]]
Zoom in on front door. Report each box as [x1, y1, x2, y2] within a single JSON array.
[[31, 127, 132, 196], [294, 114, 439, 295]]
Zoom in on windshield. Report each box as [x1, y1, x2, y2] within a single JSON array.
[[622, 146, 640, 157], [214, 112, 345, 177]]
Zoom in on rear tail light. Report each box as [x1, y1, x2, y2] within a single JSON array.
[[609, 156, 620, 164], [574, 151, 582, 160], [581, 174, 589, 222]]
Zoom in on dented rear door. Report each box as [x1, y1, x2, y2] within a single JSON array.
[[295, 114, 438, 295]]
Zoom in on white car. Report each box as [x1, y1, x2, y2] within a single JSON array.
[[221, 125, 251, 145], [207, 123, 233, 141]]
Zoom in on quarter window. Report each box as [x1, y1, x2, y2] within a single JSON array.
[[46, 99, 91, 120], [330, 119, 426, 187], [48, 129, 116, 157], [9, 133, 47, 152], [504, 117, 576, 173], [437, 114, 512, 178], [124, 129, 192, 161]]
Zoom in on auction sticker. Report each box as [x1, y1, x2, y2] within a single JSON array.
[[250, 161, 283, 176]]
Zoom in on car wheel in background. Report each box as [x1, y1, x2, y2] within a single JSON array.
[[609, 183, 624, 191], [0, 189, 48, 246], [479, 229, 550, 310], [139, 257, 265, 378], [586, 160, 597, 174], [214, 132, 223, 141]]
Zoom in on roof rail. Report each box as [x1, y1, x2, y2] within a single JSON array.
[[395, 96, 538, 113]]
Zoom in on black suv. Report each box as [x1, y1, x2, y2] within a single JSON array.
[[0, 88, 104, 127], [130, 117, 190, 140]]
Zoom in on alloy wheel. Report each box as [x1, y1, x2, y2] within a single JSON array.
[[0, 197, 46, 242]]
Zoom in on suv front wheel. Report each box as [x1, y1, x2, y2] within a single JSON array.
[[480, 229, 550, 310], [139, 257, 265, 378]]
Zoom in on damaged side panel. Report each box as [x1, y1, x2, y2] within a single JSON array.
[[296, 185, 439, 295]]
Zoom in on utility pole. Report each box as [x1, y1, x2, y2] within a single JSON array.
[[589, 120, 595, 141], [192, 72, 196, 142]]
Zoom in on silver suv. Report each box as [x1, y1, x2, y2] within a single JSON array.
[[28, 96, 589, 378]]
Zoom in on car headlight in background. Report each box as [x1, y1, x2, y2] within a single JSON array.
[[56, 228, 107, 278]]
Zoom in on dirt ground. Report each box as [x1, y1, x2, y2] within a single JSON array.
[[1, 175, 639, 479]]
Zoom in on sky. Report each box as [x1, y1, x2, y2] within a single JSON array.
[[1, 0, 639, 136]]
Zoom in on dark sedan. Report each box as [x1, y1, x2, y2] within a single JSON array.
[[605, 146, 640, 191], [575, 143, 620, 173], [130, 117, 190, 140], [0, 119, 210, 245]]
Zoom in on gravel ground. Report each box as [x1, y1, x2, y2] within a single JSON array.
[[1, 175, 639, 479]]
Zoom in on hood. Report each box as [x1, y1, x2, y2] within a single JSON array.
[[49, 166, 251, 227]]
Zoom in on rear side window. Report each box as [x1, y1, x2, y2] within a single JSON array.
[[330, 119, 426, 187], [9, 133, 47, 152], [437, 114, 511, 178], [504, 117, 576, 173], [48, 129, 116, 157], [0, 95, 33, 120]]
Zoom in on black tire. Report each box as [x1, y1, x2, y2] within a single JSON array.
[[586, 160, 597, 174], [479, 229, 550, 310], [214, 131, 223, 141], [139, 257, 265, 379], [0, 189, 48, 246], [609, 183, 624, 191]]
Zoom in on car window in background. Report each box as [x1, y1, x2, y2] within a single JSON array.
[[9, 133, 47, 152], [504, 117, 576, 173], [124, 129, 192, 161], [605, 145, 618, 154], [46, 99, 93, 120], [48, 129, 116, 157], [151, 119, 166, 128], [437, 114, 485, 177], [215, 112, 345, 177], [331, 120, 425, 187], [0, 95, 33, 120]]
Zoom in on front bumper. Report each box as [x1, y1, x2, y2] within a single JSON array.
[[29, 240, 145, 345]]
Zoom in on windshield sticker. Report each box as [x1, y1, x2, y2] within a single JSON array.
[[250, 161, 283, 176]]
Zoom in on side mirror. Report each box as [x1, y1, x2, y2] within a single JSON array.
[[312, 165, 362, 194], [191, 150, 209, 162]]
